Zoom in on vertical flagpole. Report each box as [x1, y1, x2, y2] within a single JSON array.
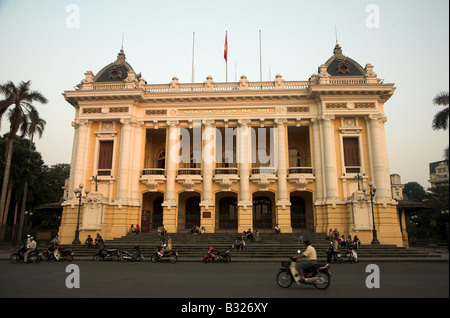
[[225, 31, 228, 83], [192, 32, 195, 83], [259, 30, 262, 82]]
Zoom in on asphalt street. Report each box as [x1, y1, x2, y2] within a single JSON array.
[[0, 260, 448, 299]]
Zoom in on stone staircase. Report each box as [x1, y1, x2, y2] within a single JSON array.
[[63, 232, 443, 261]]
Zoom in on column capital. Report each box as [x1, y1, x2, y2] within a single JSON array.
[[202, 119, 215, 127], [274, 118, 287, 126], [368, 113, 387, 123], [238, 119, 251, 127], [166, 120, 179, 128]]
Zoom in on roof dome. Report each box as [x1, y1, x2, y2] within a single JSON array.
[[321, 44, 365, 77], [93, 49, 141, 82]]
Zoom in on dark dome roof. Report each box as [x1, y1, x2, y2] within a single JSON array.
[[321, 44, 365, 77], [93, 49, 140, 82]]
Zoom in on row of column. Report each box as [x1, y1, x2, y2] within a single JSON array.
[[69, 113, 391, 212], [311, 114, 391, 206]]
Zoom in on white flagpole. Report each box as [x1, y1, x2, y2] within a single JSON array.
[[259, 30, 262, 82], [192, 32, 195, 83]]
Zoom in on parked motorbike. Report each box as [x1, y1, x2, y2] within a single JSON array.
[[326, 242, 341, 264], [345, 243, 358, 263], [276, 252, 331, 290], [41, 244, 74, 261], [151, 245, 178, 263], [119, 246, 145, 262], [10, 245, 41, 263], [93, 247, 120, 261], [202, 245, 231, 263]]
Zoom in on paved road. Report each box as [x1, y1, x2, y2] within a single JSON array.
[[0, 260, 448, 299]]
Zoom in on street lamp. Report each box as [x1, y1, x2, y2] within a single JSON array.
[[23, 210, 33, 240], [72, 184, 89, 244], [362, 182, 380, 245]]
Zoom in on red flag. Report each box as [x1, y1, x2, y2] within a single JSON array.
[[224, 32, 228, 62]]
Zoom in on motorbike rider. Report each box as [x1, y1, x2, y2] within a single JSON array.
[[24, 236, 37, 262], [291, 240, 317, 283]]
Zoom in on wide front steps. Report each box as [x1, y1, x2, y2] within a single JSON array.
[[64, 232, 442, 261]]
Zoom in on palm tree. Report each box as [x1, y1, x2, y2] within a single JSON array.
[[0, 80, 48, 239], [16, 117, 46, 242], [432, 91, 449, 130]]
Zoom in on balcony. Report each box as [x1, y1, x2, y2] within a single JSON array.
[[287, 166, 315, 191], [140, 168, 166, 191], [214, 163, 238, 175]]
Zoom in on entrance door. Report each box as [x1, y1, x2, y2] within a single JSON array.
[[253, 196, 272, 229], [290, 196, 306, 229], [141, 210, 151, 233], [219, 197, 238, 229], [185, 197, 201, 229], [152, 197, 164, 229]]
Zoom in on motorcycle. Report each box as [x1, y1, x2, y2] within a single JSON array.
[[276, 251, 331, 290], [345, 243, 358, 263], [10, 245, 41, 263], [119, 246, 145, 262], [41, 244, 74, 261], [202, 245, 231, 263], [93, 247, 120, 261], [151, 245, 178, 263]]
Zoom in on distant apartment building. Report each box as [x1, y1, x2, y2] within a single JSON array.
[[429, 160, 449, 187]]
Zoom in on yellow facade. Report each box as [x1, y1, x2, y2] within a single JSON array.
[[59, 44, 402, 247]]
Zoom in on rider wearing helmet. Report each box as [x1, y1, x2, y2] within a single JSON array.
[[292, 240, 317, 282]]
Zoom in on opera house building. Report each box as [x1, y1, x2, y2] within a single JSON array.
[[59, 44, 403, 246]]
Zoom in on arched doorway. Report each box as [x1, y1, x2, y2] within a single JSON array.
[[141, 192, 164, 233], [152, 196, 164, 229], [253, 196, 273, 229], [219, 196, 238, 229], [185, 196, 201, 230], [290, 196, 306, 229]]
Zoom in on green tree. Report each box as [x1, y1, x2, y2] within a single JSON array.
[[432, 91, 449, 130], [0, 81, 48, 240], [403, 182, 427, 202]]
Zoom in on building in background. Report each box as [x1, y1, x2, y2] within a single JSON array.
[[429, 160, 449, 188], [59, 44, 402, 246]]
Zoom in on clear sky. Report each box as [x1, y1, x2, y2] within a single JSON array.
[[0, 0, 448, 189]]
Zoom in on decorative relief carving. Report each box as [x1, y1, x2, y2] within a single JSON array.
[[146, 109, 167, 115], [110, 107, 129, 113], [355, 103, 375, 109], [287, 107, 309, 113], [83, 108, 102, 114], [326, 103, 347, 109]]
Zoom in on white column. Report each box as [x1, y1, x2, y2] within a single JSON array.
[[200, 120, 215, 209], [116, 118, 132, 204], [321, 115, 339, 202], [162, 120, 179, 209], [237, 119, 252, 208], [130, 120, 144, 205], [275, 119, 290, 208], [71, 119, 91, 200], [368, 114, 391, 201], [311, 118, 324, 204]]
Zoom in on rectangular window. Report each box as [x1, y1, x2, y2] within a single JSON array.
[[343, 137, 360, 173], [98, 140, 113, 175]]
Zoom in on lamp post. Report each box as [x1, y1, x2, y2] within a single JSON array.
[[23, 210, 33, 240], [363, 182, 380, 245], [72, 184, 89, 244]]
